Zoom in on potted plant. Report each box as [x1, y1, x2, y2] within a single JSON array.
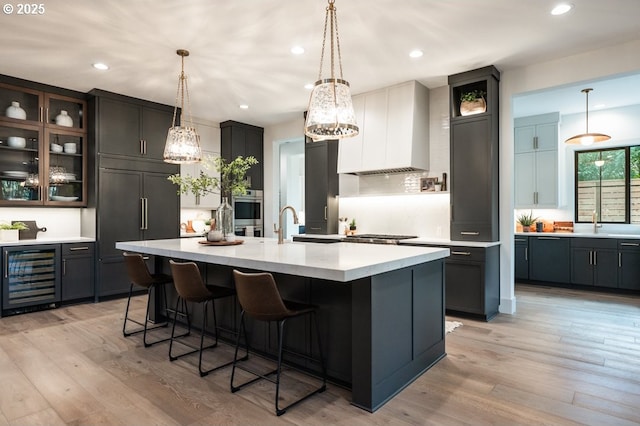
[[0, 221, 28, 242], [516, 211, 537, 232], [168, 155, 258, 239], [349, 218, 357, 234], [460, 89, 487, 116]]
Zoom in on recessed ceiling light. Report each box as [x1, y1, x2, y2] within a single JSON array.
[[409, 49, 423, 58], [551, 3, 573, 15], [304, 83, 315, 90], [92, 62, 109, 70], [291, 46, 305, 55], [239, 104, 249, 109]]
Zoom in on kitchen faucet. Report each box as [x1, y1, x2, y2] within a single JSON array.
[[592, 210, 602, 233], [274, 205, 299, 244]]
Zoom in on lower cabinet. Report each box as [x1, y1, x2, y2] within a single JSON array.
[[514, 236, 529, 280], [529, 236, 570, 283], [445, 245, 500, 321], [571, 238, 618, 288], [61, 242, 95, 302], [618, 240, 640, 290]]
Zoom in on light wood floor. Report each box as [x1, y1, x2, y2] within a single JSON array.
[[0, 284, 639, 425]]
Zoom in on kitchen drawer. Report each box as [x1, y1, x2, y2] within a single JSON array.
[[571, 237, 617, 249], [450, 224, 494, 242], [62, 242, 95, 257], [618, 239, 640, 250], [447, 247, 486, 262]]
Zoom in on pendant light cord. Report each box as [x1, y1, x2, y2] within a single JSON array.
[[317, 0, 344, 81]]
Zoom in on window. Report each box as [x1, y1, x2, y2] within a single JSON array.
[[576, 147, 630, 223]]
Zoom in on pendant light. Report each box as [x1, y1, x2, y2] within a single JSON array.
[[163, 49, 202, 164], [304, 0, 359, 141], [565, 88, 610, 146]]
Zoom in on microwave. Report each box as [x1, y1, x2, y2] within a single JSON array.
[[233, 190, 263, 236]]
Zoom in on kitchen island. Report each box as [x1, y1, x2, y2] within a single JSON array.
[[116, 237, 449, 412]]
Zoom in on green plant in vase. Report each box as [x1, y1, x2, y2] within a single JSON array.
[[168, 155, 258, 239], [0, 221, 28, 242], [516, 211, 537, 232], [459, 89, 487, 116]]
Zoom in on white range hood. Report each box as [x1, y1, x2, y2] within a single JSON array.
[[337, 80, 430, 175]]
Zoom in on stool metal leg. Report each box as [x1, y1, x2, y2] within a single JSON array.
[[169, 297, 192, 361], [122, 283, 171, 347]]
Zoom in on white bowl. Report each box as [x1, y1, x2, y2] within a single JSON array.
[[64, 143, 77, 153], [51, 143, 63, 153], [8, 136, 26, 148]]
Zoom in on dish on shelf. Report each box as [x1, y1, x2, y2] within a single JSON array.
[[7, 136, 26, 148], [2, 171, 29, 178], [51, 143, 63, 153], [51, 195, 79, 201]]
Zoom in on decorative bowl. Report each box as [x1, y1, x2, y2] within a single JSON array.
[[63, 143, 77, 153], [51, 143, 63, 153], [8, 136, 26, 148]]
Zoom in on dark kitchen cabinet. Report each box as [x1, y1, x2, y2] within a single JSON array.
[[305, 140, 339, 234], [86, 91, 179, 299], [448, 66, 500, 242], [61, 242, 95, 302], [220, 120, 264, 190], [618, 239, 640, 290], [529, 236, 570, 283], [91, 90, 174, 161], [571, 238, 617, 288], [514, 236, 529, 281]]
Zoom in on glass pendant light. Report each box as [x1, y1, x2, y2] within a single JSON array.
[[565, 88, 611, 146], [163, 49, 202, 163], [305, 0, 359, 141]]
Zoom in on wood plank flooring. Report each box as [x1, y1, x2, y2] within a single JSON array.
[[0, 284, 639, 425]]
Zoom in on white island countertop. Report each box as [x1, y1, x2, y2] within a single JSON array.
[[116, 237, 450, 282]]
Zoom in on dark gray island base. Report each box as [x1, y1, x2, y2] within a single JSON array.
[[116, 238, 448, 412]]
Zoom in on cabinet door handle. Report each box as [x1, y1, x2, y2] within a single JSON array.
[[533, 136, 538, 150], [515, 238, 526, 242], [589, 251, 592, 265], [140, 198, 145, 230], [62, 259, 66, 276], [619, 252, 622, 268], [4, 250, 8, 278], [310, 227, 322, 231], [620, 242, 640, 247], [451, 251, 471, 256], [538, 237, 560, 240], [39, 106, 43, 123], [143, 139, 147, 155], [460, 231, 480, 236], [525, 247, 528, 261], [45, 107, 49, 124], [593, 250, 597, 266], [534, 192, 538, 205], [144, 198, 149, 230], [139, 139, 144, 154], [324, 206, 327, 221], [69, 246, 89, 251]]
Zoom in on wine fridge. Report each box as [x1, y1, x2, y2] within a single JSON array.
[[2, 244, 61, 315]]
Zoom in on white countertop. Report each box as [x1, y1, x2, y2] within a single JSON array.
[[0, 236, 95, 246], [116, 237, 450, 282], [515, 232, 640, 239]]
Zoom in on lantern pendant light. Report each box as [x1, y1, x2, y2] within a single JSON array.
[[163, 49, 202, 163], [564, 88, 610, 146], [305, 0, 359, 141]]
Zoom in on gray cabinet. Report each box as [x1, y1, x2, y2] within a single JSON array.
[[529, 236, 570, 283], [220, 120, 264, 190], [571, 238, 618, 288], [305, 140, 339, 234], [514, 237, 529, 280], [87, 91, 179, 299], [448, 66, 500, 242], [61, 242, 95, 301], [514, 113, 560, 208], [618, 240, 640, 290]]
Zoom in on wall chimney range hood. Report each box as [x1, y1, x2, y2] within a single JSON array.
[[337, 80, 430, 175]]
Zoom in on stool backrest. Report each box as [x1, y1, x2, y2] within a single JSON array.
[[169, 260, 213, 302], [233, 270, 289, 321], [123, 252, 154, 289]]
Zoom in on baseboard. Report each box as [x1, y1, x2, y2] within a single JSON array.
[[499, 296, 516, 314]]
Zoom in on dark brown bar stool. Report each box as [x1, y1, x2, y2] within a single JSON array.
[[122, 252, 172, 347], [230, 269, 327, 416], [168, 260, 243, 377]]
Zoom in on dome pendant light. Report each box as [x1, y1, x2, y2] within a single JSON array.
[[163, 49, 202, 164], [565, 88, 610, 146], [305, 0, 359, 142]]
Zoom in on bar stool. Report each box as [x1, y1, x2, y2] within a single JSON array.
[[168, 260, 243, 377], [230, 269, 327, 416], [122, 252, 172, 347]]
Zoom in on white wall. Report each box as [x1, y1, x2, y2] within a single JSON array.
[[0, 208, 81, 238]]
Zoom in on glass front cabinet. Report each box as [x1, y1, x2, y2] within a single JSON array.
[[0, 82, 87, 206]]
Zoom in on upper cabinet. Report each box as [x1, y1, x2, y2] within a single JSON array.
[[0, 81, 87, 206], [514, 112, 560, 208], [220, 120, 264, 190], [338, 80, 429, 175], [448, 66, 500, 242], [90, 90, 174, 161]]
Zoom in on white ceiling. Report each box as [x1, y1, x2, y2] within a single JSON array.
[[1, 0, 640, 126]]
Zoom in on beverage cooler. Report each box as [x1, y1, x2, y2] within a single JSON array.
[[2, 244, 60, 316]]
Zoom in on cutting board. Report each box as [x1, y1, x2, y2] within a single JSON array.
[[12, 220, 47, 240]]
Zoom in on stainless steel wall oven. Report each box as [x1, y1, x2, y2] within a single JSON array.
[[233, 189, 263, 236]]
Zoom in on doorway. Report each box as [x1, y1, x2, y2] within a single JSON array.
[[278, 139, 305, 240]]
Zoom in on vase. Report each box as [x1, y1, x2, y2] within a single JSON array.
[[55, 110, 73, 127], [215, 197, 234, 239], [460, 98, 486, 116], [6, 101, 26, 120]]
